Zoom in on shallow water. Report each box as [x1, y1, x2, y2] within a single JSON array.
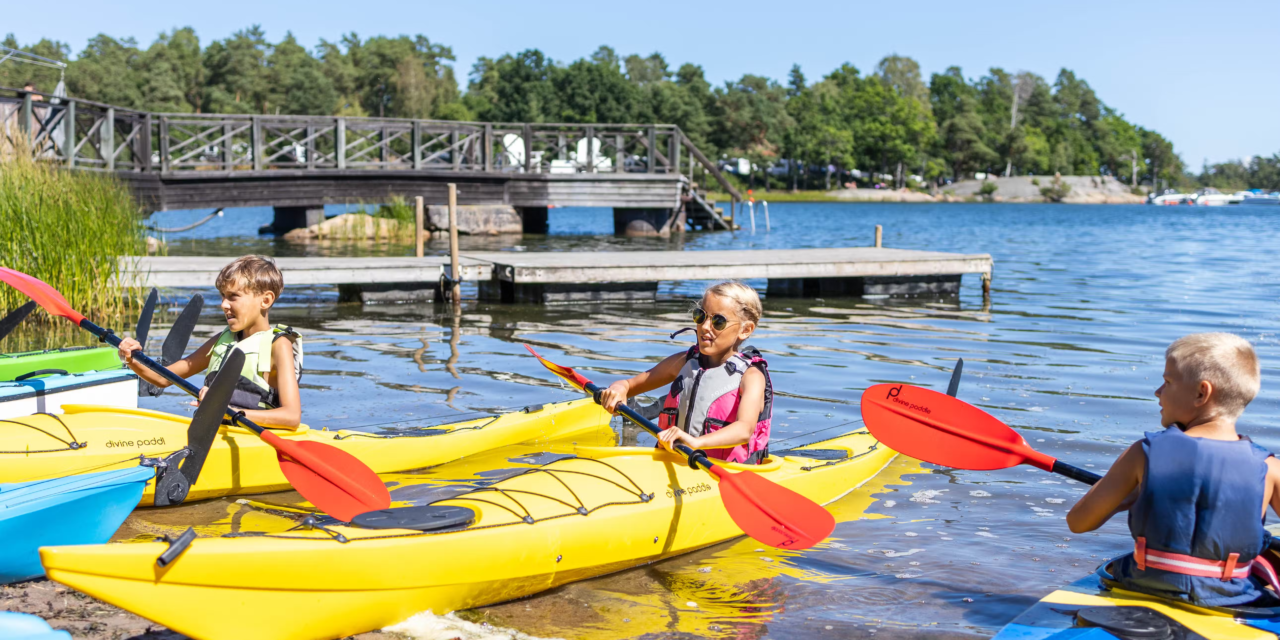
[[128, 202, 1280, 638]]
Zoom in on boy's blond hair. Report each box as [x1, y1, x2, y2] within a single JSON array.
[[704, 281, 763, 326], [1166, 332, 1260, 418], [216, 255, 284, 299]]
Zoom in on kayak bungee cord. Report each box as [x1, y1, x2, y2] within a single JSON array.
[[0, 413, 84, 453]]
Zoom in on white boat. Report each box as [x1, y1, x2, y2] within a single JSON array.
[[0, 369, 138, 419], [1148, 190, 1192, 205], [1191, 188, 1232, 206]]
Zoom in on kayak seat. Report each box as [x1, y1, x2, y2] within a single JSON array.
[[351, 504, 476, 532], [1097, 557, 1280, 619], [777, 448, 849, 461]]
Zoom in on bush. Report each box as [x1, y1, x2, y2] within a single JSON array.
[[0, 148, 145, 329], [1040, 174, 1072, 202], [978, 180, 998, 200]]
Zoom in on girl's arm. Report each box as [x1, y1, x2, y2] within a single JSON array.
[[659, 366, 765, 451], [598, 351, 686, 414], [120, 334, 217, 388], [235, 337, 301, 428], [1066, 441, 1145, 533]]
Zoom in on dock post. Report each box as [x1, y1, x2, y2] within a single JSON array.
[[982, 271, 992, 307], [448, 184, 461, 305], [762, 200, 770, 232], [748, 201, 756, 233], [64, 100, 76, 167], [415, 196, 425, 258], [875, 225, 882, 248]]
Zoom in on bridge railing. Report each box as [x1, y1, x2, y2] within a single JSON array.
[[0, 86, 740, 201]]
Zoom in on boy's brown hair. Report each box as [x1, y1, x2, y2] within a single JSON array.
[[216, 255, 284, 300], [1167, 332, 1261, 418]]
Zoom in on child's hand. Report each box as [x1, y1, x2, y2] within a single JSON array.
[[598, 381, 630, 414], [117, 337, 142, 363], [657, 427, 699, 452], [190, 386, 209, 407]]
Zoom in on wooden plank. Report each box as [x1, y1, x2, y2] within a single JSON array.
[[464, 248, 993, 285], [119, 256, 493, 288]]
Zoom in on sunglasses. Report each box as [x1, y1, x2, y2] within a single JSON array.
[[692, 307, 738, 332]]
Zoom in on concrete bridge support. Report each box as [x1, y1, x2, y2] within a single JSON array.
[[263, 205, 325, 235]]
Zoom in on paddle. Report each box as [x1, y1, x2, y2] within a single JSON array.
[[152, 347, 241, 507], [0, 301, 35, 342], [525, 344, 835, 550], [135, 288, 158, 353], [862, 383, 1280, 555], [0, 267, 389, 521], [140, 293, 204, 397], [859, 382, 1100, 484]]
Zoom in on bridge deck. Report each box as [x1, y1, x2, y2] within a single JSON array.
[[122, 248, 992, 303]]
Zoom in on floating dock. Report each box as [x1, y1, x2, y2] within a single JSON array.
[[121, 248, 993, 304]]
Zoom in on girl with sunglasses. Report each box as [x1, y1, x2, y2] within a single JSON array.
[[599, 281, 774, 464]]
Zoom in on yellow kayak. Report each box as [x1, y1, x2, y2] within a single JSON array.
[[1, 399, 609, 505], [42, 429, 896, 640], [992, 553, 1280, 639]]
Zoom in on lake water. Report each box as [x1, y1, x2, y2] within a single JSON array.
[[132, 202, 1280, 638]]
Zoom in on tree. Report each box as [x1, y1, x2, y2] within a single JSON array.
[[138, 28, 204, 113], [67, 35, 144, 108], [0, 34, 69, 94], [201, 26, 270, 114], [874, 55, 930, 112]]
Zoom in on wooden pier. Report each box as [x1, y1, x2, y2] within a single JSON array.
[[121, 248, 993, 304]]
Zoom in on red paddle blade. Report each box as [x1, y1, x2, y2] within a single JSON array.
[[260, 432, 390, 522], [860, 383, 1055, 472], [712, 466, 835, 550], [525, 344, 592, 392], [0, 268, 86, 324]]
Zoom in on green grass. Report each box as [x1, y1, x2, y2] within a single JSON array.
[[0, 146, 146, 340], [704, 190, 850, 203]]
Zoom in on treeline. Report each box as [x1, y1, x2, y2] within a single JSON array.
[[1195, 156, 1280, 192], [0, 28, 1215, 190]]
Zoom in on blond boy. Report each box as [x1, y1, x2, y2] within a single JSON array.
[[1067, 333, 1280, 606], [119, 256, 302, 427]]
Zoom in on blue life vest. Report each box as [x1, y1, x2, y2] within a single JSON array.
[[1111, 426, 1273, 607]]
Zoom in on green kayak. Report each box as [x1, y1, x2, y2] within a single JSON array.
[[0, 346, 122, 382]]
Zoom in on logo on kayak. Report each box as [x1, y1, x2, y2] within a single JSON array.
[[667, 482, 712, 499], [886, 385, 931, 415], [105, 437, 166, 448]]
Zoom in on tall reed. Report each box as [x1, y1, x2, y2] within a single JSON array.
[[0, 141, 145, 341]]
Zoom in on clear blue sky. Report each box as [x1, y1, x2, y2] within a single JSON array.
[[6, 0, 1277, 169]]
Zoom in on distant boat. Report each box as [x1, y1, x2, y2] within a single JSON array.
[[1148, 189, 1192, 205], [1191, 188, 1232, 206], [1241, 191, 1280, 205]]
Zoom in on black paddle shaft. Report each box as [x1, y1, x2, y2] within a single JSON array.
[[80, 317, 267, 437], [584, 381, 713, 471]]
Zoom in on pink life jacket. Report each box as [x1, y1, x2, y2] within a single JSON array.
[[657, 346, 773, 464]]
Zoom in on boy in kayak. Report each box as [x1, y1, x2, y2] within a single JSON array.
[[117, 255, 303, 427], [1066, 332, 1280, 606], [599, 281, 773, 464]]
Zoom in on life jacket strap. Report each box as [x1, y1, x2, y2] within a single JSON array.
[[1253, 554, 1280, 592], [1134, 536, 1252, 581]]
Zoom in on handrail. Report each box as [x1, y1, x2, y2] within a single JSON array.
[[681, 134, 741, 202]]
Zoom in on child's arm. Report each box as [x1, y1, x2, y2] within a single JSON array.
[[658, 366, 765, 452], [118, 334, 216, 389], [1066, 441, 1145, 534], [236, 337, 300, 428], [1264, 457, 1280, 519], [598, 352, 686, 414]]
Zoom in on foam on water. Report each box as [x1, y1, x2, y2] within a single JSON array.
[[385, 612, 560, 640]]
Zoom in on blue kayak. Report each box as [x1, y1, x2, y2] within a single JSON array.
[[0, 465, 154, 584], [0, 612, 71, 640]]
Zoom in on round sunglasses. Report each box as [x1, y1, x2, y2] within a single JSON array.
[[692, 307, 738, 332]]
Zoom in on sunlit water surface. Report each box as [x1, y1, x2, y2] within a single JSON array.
[[127, 203, 1280, 638]]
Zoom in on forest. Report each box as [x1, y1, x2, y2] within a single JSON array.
[[3, 28, 1275, 191]]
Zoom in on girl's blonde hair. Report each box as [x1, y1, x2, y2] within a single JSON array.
[[703, 281, 763, 326]]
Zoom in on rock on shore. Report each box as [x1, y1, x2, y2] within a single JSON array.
[[942, 175, 1145, 203]]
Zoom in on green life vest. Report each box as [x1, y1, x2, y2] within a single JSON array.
[[206, 325, 303, 410]]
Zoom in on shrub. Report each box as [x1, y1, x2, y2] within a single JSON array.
[[978, 180, 998, 200], [1040, 174, 1072, 202]]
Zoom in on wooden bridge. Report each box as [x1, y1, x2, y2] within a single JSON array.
[[0, 86, 740, 236]]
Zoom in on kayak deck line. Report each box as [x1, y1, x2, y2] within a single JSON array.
[[120, 247, 993, 305]]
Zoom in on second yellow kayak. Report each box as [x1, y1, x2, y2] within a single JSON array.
[[1, 398, 610, 505]]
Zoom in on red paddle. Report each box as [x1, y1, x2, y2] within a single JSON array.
[[860, 382, 1101, 484], [526, 345, 835, 550], [0, 267, 389, 521]]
